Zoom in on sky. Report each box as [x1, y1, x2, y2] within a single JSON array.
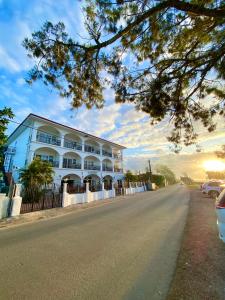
[[0, 0, 225, 180]]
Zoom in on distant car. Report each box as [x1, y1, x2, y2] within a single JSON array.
[[215, 189, 225, 243], [202, 181, 225, 198]]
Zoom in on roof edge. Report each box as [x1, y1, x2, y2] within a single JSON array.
[[8, 113, 126, 149]]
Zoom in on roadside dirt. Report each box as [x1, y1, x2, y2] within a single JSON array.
[[167, 189, 225, 300]]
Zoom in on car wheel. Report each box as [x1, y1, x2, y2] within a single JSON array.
[[209, 191, 219, 199]]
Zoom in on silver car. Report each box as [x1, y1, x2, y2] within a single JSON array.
[[216, 188, 225, 243]]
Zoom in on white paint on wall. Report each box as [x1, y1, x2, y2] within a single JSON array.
[[0, 194, 10, 219]]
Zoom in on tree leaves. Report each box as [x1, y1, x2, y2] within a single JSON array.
[[23, 0, 225, 149]]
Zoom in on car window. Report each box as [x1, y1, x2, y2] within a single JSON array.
[[217, 189, 225, 206], [209, 182, 220, 187]]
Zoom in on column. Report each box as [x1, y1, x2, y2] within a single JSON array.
[[61, 134, 64, 148], [59, 154, 63, 168], [81, 156, 84, 170], [11, 184, 22, 217], [100, 144, 103, 157], [81, 139, 85, 152]]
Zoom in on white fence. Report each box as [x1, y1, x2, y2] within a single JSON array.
[[64, 183, 116, 207], [0, 181, 152, 219], [0, 193, 10, 219]]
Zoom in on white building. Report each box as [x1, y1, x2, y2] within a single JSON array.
[[4, 114, 125, 188]]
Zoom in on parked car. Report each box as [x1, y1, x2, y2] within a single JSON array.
[[201, 181, 225, 198], [215, 189, 225, 243]]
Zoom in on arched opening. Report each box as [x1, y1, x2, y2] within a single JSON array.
[[84, 139, 100, 155], [84, 174, 101, 192], [84, 156, 101, 171], [63, 152, 81, 169], [113, 150, 121, 159], [102, 144, 112, 158], [103, 175, 113, 190], [102, 159, 113, 172], [114, 160, 123, 173], [34, 147, 60, 167], [62, 174, 83, 193], [36, 125, 61, 146], [64, 133, 82, 151]]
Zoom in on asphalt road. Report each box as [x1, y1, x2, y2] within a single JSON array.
[[0, 185, 189, 300]]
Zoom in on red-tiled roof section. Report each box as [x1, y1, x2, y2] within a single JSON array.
[[29, 113, 126, 149]]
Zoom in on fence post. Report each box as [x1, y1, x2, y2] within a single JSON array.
[[102, 182, 105, 200], [11, 184, 22, 217], [62, 182, 70, 207], [86, 182, 92, 202]]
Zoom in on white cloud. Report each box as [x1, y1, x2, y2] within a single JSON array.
[[0, 46, 21, 72]]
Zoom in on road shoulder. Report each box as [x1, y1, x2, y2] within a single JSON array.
[[167, 189, 225, 300]]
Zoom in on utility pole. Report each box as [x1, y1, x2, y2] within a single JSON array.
[[148, 159, 152, 183]]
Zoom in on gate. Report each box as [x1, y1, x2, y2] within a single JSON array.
[[20, 190, 62, 214], [115, 187, 124, 196]]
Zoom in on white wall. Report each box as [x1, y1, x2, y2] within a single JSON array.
[[125, 186, 145, 195], [8, 127, 31, 182], [0, 194, 10, 219]]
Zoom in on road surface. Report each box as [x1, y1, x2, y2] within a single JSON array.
[[0, 185, 189, 300]]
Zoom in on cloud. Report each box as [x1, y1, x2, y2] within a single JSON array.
[[0, 46, 21, 72]]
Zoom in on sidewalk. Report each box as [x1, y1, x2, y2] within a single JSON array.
[[167, 189, 225, 300], [0, 194, 128, 230]]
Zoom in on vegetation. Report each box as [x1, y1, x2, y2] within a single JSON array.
[[206, 171, 225, 180], [0, 107, 14, 168], [20, 158, 54, 202], [216, 145, 225, 159], [23, 1, 225, 150], [124, 170, 167, 187], [156, 164, 177, 185]]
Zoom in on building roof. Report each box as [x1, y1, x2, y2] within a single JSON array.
[[8, 113, 126, 149]]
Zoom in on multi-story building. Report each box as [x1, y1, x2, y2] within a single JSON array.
[[4, 114, 125, 188]]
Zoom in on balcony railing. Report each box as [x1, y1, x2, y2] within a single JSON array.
[[64, 140, 82, 151], [102, 166, 113, 172], [84, 145, 100, 155], [113, 153, 122, 159], [36, 133, 61, 146], [84, 164, 101, 171], [37, 159, 59, 168], [102, 150, 112, 157], [63, 161, 81, 169], [114, 167, 123, 173], [5, 146, 16, 154]]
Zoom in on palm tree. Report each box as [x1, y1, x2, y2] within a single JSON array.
[[20, 158, 54, 203]]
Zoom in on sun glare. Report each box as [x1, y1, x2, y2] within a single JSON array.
[[203, 160, 225, 172]]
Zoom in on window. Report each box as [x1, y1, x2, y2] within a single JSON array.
[[209, 182, 220, 187], [217, 189, 225, 207]]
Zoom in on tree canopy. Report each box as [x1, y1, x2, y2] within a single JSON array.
[[156, 164, 177, 184], [23, 0, 225, 149], [0, 107, 14, 167], [216, 145, 225, 159], [20, 158, 54, 187]]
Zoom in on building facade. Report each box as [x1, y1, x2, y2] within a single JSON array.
[[4, 114, 125, 188]]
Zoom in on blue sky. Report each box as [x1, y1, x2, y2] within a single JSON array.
[[1, 0, 225, 179]]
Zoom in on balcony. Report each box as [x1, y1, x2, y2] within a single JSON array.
[[50, 161, 60, 168], [102, 166, 113, 172], [5, 146, 16, 155], [84, 145, 100, 155], [114, 167, 123, 173], [64, 140, 82, 151], [84, 163, 101, 171], [113, 153, 122, 159], [36, 159, 59, 168], [63, 160, 81, 169], [102, 150, 112, 158], [36, 133, 61, 146]]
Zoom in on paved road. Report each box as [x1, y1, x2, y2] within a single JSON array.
[[0, 185, 189, 300]]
